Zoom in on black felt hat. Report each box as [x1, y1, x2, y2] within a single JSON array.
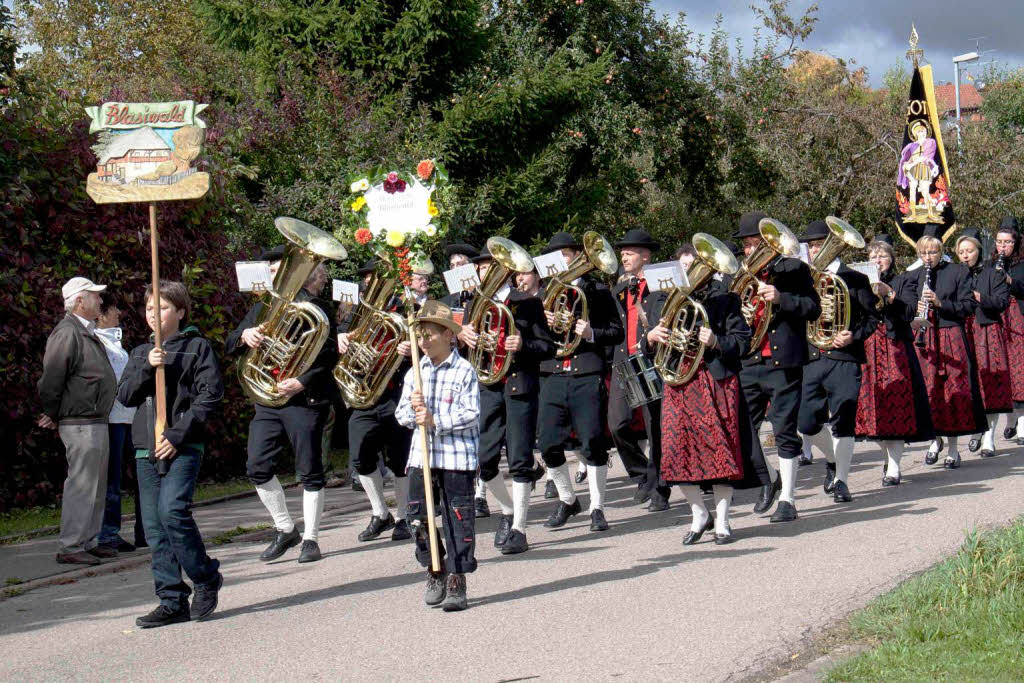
[[613, 229, 660, 250], [722, 239, 743, 259], [260, 245, 286, 262], [798, 220, 830, 243], [356, 259, 378, 276], [999, 216, 1020, 234], [956, 227, 983, 248], [471, 244, 493, 264], [871, 233, 894, 248], [542, 232, 583, 255], [444, 242, 478, 259], [731, 212, 768, 239]]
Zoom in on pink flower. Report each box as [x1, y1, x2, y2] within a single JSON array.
[[387, 171, 398, 183]]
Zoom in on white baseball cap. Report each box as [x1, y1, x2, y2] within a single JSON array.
[[62, 276, 106, 300]]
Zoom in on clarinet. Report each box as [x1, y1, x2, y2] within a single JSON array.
[[914, 265, 933, 348], [997, 255, 1006, 273]]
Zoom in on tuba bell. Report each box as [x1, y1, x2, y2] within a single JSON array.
[[542, 231, 619, 358], [806, 216, 865, 349], [467, 236, 536, 385], [332, 259, 409, 410], [729, 217, 800, 355], [654, 233, 739, 386], [239, 217, 348, 407]]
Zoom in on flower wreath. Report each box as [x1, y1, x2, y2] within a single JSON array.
[[339, 159, 450, 286]]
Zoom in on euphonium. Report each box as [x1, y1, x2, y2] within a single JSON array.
[[654, 233, 739, 386], [729, 217, 800, 354], [239, 217, 348, 407], [806, 216, 865, 349], [467, 236, 536, 385], [542, 231, 619, 358], [333, 265, 409, 410]]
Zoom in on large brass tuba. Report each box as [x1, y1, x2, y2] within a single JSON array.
[[806, 216, 865, 349], [239, 217, 348, 407], [542, 231, 619, 358], [467, 237, 536, 385], [332, 263, 409, 410], [729, 217, 800, 355], [654, 234, 739, 386]]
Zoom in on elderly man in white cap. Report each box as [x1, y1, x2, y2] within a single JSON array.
[[37, 277, 118, 565]]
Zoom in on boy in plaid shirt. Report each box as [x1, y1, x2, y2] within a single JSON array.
[[395, 301, 480, 612]]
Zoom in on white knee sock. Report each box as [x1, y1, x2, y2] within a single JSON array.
[[778, 457, 798, 504], [928, 437, 942, 454], [833, 435, 854, 483], [358, 470, 388, 518], [511, 481, 532, 533], [546, 463, 576, 504], [712, 485, 733, 536], [256, 476, 294, 533], [475, 476, 486, 500], [393, 475, 409, 521], [982, 415, 998, 452], [1017, 413, 1024, 434], [487, 475, 514, 516], [947, 436, 960, 457], [882, 439, 903, 478], [587, 465, 607, 512], [678, 484, 708, 533], [302, 489, 324, 541]]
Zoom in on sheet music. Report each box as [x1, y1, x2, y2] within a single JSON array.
[[533, 251, 569, 279], [331, 279, 360, 305], [645, 261, 687, 292], [235, 261, 274, 293], [443, 264, 480, 295], [848, 261, 880, 284]]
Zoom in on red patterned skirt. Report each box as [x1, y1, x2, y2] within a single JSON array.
[[966, 316, 1012, 413], [913, 325, 986, 436], [660, 369, 743, 484], [856, 324, 917, 438], [1000, 302, 1024, 403]]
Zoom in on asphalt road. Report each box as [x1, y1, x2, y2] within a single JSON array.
[[1, 440, 1022, 682]]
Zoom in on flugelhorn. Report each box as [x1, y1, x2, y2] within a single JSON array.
[[729, 217, 800, 354], [806, 216, 865, 349], [239, 217, 348, 407], [654, 233, 739, 386], [467, 237, 536, 385], [542, 231, 619, 358]]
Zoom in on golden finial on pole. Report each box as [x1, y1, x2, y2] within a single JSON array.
[[906, 24, 924, 66]]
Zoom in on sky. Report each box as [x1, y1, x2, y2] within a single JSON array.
[[652, 0, 1024, 87]]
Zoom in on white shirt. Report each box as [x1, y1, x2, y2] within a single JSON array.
[[74, 314, 96, 333], [94, 327, 136, 425]]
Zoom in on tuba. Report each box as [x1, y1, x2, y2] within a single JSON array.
[[467, 237, 536, 385], [542, 231, 619, 358], [239, 217, 348, 407], [332, 262, 409, 410], [806, 216, 865, 349], [654, 234, 739, 386], [729, 217, 800, 354]]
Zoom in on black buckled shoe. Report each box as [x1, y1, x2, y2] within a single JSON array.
[[260, 527, 301, 561], [968, 438, 982, 453], [424, 571, 447, 607], [297, 540, 322, 563], [1004, 425, 1017, 440], [769, 500, 798, 523], [474, 497, 490, 518], [682, 513, 714, 545], [979, 449, 996, 459], [943, 453, 962, 469], [833, 480, 853, 503], [544, 479, 558, 499], [190, 573, 223, 620], [823, 463, 837, 494], [882, 475, 901, 487], [494, 514, 513, 548], [500, 529, 528, 555], [575, 468, 588, 484], [136, 603, 190, 629], [357, 513, 396, 542], [544, 498, 582, 528], [441, 574, 468, 612], [391, 519, 412, 540], [925, 438, 943, 465], [590, 509, 609, 532], [753, 476, 781, 514]]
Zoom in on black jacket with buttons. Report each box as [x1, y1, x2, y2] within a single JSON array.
[[904, 261, 974, 329], [740, 256, 821, 369], [1006, 261, 1024, 314], [966, 263, 1010, 326], [806, 264, 880, 364], [466, 289, 556, 396], [540, 275, 623, 376], [612, 276, 659, 364], [877, 269, 918, 341]]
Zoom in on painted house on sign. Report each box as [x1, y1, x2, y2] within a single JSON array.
[[96, 126, 172, 184]]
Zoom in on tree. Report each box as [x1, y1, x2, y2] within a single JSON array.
[[1, 3, 15, 80]]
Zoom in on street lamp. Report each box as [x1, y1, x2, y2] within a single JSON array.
[[953, 51, 979, 146]]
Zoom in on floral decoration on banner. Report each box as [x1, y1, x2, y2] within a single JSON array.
[[339, 159, 450, 286]]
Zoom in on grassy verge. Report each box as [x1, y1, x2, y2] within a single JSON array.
[[825, 517, 1024, 681]]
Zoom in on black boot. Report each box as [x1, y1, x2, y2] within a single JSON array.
[[260, 527, 301, 561], [753, 476, 781, 514], [544, 498, 582, 528]]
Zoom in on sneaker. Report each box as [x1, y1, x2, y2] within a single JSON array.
[[297, 540, 322, 563], [424, 571, 447, 607], [358, 513, 396, 542], [391, 519, 412, 541], [136, 603, 190, 629], [190, 573, 223, 620], [441, 574, 468, 612]]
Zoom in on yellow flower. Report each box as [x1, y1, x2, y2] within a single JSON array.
[[427, 199, 439, 217], [350, 196, 366, 212], [350, 178, 370, 193], [385, 230, 405, 247]]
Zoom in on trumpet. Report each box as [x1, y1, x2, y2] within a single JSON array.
[[806, 216, 865, 349], [654, 233, 739, 386], [729, 218, 800, 354], [542, 232, 618, 358]]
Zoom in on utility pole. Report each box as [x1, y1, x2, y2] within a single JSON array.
[[953, 51, 979, 148]]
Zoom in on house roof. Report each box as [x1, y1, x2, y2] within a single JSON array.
[[97, 126, 170, 164], [934, 83, 983, 114]]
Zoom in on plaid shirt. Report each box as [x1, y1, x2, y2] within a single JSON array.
[[395, 349, 480, 471]]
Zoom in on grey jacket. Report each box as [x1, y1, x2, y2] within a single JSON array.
[[37, 314, 117, 424]]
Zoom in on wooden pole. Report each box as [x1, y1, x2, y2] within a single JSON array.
[[405, 298, 441, 573], [149, 203, 167, 449]]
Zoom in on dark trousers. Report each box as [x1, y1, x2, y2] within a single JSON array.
[[99, 423, 130, 545], [137, 449, 220, 609], [349, 399, 412, 477], [608, 378, 664, 492], [798, 357, 862, 438], [741, 363, 804, 470], [246, 403, 330, 491], [478, 383, 538, 484], [407, 467, 477, 575], [538, 373, 608, 467]]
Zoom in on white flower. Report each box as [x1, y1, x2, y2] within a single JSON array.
[[424, 224, 437, 237], [350, 178, 370, 193]]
